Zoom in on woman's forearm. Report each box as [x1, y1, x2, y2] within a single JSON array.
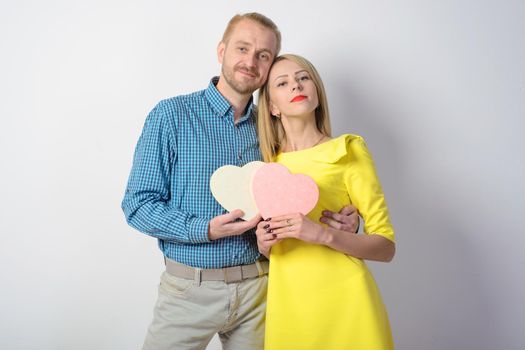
[[320, 227, 395, 262]]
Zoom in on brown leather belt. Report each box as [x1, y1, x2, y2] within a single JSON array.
[[165, 258, 269, 284]]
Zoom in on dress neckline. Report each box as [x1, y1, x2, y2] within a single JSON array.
[[276, 134, 347, 157]]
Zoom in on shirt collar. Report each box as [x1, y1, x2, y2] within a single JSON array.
[[205, 77, 255, 121]]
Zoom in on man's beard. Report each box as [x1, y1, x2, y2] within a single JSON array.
[[222, 64, 261, 95]]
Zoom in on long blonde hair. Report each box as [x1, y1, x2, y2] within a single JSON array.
[[257, 54, 332, 162]]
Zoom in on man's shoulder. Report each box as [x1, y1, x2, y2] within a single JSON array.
[[145, 88, 209, 126], [158, 88, 207, 109]]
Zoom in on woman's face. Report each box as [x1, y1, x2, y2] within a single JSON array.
[[267, 59, 319, 119]]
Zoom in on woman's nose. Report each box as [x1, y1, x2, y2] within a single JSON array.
[[292, 83, 302, 91]]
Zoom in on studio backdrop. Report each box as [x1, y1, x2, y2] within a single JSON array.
[[1, 1, 524, 349]]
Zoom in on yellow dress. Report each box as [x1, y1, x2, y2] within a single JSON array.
[[265, 134, 395, 350]]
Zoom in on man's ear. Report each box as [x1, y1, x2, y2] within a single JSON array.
[[217, 41, 226, 64]]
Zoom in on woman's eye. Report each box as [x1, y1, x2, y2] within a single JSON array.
[[299, 75, 310, 81], [276, 81, 287, 87]]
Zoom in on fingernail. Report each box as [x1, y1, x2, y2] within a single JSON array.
[[267, 229, 273, 233], [263, 224, 270, 229]]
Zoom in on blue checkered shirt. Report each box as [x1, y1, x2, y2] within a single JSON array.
[[122, 78, 262, 268]]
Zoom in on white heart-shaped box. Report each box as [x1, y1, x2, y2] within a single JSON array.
[[210, 161, 265, 220]]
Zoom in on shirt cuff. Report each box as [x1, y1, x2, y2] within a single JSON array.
[[188, 217, 212, 244]]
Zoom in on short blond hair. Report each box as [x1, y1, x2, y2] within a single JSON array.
[[257, 54, 332, 162], [222, 13, 281, 55]]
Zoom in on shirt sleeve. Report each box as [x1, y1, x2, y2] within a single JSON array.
[[121, 101, 211, 244], [344, 136, 395, 242]]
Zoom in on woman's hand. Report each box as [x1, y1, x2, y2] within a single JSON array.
[[255, 219, 281, 258], [265, 213, 328, 244]]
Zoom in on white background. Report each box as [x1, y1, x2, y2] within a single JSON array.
[[1, 1, 524, 349]]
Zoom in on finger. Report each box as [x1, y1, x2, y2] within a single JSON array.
[[267, 237, 281, 246], [264, 233, 277, 242], [319, 217, 343, 230], [228, 220, 258, 234], [336, 213, 357, 226], [262, 236, 281, 246], [326, 211, 344, 222], [256, 222, 266, 230], [321, 210, 340, 220], [274, 231, 294, 240], [259, 229, 274, 240], [321, 210, 356, 225], [220, 209, 245, 223], [257, 219, 273, 229], [259, 233, 278, 244], [321, 217, 356, 233], [258, 223, 274, 238], [269, 213, 296, 222], [245, 213, 263, 226], [243, 214, 263, 228], [321, 206, 356, 218], [271, 224, 298, 236], [255, 229, 267, 239], [339, 205, 359, 216], [262, 220, 289, 231], [257, 223, 278, 236]]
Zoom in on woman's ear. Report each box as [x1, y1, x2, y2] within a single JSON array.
[[270, 103, 281, 118]]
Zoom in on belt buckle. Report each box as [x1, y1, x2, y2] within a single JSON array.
[[224, 266, 243, 283]]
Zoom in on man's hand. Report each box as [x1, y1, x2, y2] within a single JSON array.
[[320, 204, 360, 233], [208, 210, 262, 240]]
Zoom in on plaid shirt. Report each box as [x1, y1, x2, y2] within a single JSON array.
[[122, 78, 262, 268]]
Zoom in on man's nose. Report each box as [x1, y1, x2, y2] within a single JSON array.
[[245, 53, 257, 68]]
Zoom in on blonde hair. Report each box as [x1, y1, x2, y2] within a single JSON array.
[[257, 54, 332, 162], [222, 13, 281, 55]]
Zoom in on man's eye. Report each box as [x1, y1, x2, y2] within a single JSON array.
[[260, 53, 269, 60], [238, 47, 246, 52]]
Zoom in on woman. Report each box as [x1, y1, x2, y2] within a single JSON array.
[[256, 54, 396, 350]]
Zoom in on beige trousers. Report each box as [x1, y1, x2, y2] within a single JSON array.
[[142, 271, 268, 350]]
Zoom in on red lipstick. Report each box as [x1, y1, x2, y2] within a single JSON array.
[[291, 95, 307, 102]]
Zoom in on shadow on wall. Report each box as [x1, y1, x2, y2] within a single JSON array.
[[327, 77, 502, 349]]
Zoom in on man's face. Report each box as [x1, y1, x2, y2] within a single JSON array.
[[218, 19, 278, 95]]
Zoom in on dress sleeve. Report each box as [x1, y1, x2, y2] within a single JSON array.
[[344, 136, 395, 242]]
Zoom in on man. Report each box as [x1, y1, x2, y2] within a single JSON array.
[[122, 12, 359, 350]]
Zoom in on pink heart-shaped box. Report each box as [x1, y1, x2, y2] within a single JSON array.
[[252, 163, 319, 219]]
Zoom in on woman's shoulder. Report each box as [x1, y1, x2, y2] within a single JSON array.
[[275, 134, 370, 163], [336, 133, 369, 143], [317, 134, 368, 163], [342, 133, 370, 153]]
